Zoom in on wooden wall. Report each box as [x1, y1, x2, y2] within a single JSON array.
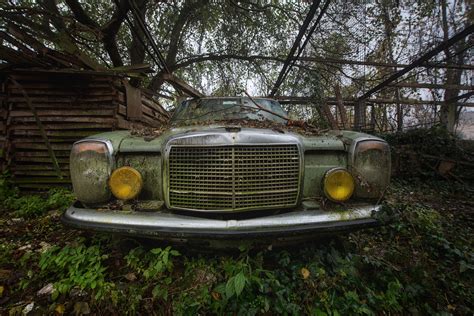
[[0, 71, 169, 190]]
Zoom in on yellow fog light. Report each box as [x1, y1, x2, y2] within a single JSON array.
[[109, 167, 143, 200], [323, 168, 355, 202]]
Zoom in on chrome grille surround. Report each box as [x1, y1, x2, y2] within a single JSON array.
[[167, 145, 301, 211], [163, 129, 303, 212]]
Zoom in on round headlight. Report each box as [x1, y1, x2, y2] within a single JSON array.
[[109, 166, 143, 200], [323, 168, 355, 202]]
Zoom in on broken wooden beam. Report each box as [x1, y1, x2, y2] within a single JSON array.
[[162, 73, 205, 98]]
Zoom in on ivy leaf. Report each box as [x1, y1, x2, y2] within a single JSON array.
[[225, 276, 235, 298], [150, 248, 162, 255], [234, 272, 247, 297]]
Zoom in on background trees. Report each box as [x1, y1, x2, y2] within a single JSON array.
[[1, 0, 471, 131]]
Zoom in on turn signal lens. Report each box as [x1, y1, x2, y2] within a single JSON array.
[[323, 168, 355, 202], [109, 167, 143, 200]]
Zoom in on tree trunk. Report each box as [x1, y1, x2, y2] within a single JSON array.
[[440, 0, 466, 132]]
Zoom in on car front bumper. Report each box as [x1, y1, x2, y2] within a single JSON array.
[[62, 203, 382, 241]]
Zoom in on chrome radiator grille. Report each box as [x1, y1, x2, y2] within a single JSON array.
[[167, 145, 301, 211]]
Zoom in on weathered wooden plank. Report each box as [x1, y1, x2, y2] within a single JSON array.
[[124, 81, 142, 120], [162, 73, 205, 98], [11, 164, 70, 171], [12, 177, 71, 184], [13, 143, 72, 150], [118, 104, 127, 116], [7, 95, 117, 103], [142, 97, 169, 117], [17, 183, 71, 190], [10, 123, 114, 130], [8, 82, 113, 89], [13, 170, 70, 176], [117, 116, 131, 129], [9, 73, 115, 83], [12, 137, 85, 143], [9, 88, 115, 96], [14, 157, 70, 163], [12, 103, 117, 109], [9, 109, 115, 117], [117, 91, 126, 103], [11, 117, 116, 123], [143, 110, 169, 123], [140, 115, 162, 128], [14, 151, 70, 157], [10, 129, 100, 137]]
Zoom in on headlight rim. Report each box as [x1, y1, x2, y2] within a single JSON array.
[[71, 138, 115, 173], [70, 138, 115, 204]]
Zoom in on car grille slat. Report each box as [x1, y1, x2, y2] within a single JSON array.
[[168, 145, 301, 211]]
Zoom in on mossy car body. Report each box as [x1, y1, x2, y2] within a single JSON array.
[[63, 97, 390, 245]]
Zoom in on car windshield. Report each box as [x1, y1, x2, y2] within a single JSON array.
[[171, 97, 288, 124]]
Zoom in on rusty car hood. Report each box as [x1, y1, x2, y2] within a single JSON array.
[[84, 125, 385, 154], [117, 125, 346, 153]]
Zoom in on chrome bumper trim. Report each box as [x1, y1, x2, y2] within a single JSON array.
[[62, 204, 382, 239]]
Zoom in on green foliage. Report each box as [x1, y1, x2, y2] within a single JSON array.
[[124, 246, 179, 305], [0, 173, 74, 218], [39, 241, 114, 301], [46, 188, 75, 211], [0, 172, 18, 210], [382, 125, 463, 158], [1, 179, 473, 314], [7, 195, 50, 218], [380, 126, 474, 179]]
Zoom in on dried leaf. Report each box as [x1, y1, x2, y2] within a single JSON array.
[[301, 267, 310, 279], [55, 304, 65, 315], [37, 283, 54, 296], [0, 269, 11, 280], [124, 273, 137, 282], [211, 291, 221, 301], [23, 302, 34, 314], [73, 302, 90, 315]]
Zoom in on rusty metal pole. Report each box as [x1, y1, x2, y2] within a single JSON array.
[[395, 87, 403, 131], [354, 100, 366, 131]]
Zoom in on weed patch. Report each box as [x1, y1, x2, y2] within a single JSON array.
[[0, 174, 74, 218]]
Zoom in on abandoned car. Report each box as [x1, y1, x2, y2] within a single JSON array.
[[63, 97, 391, 243]]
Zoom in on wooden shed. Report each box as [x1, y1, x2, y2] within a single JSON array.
[[0, 67, 169, 190]]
